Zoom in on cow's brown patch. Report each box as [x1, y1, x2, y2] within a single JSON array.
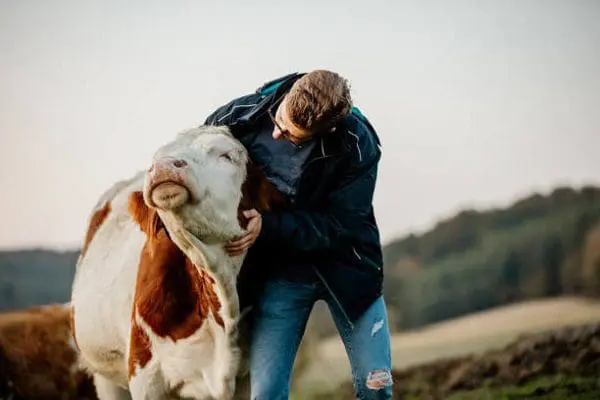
[[128, 192, 224, 343], [128, 320, 152, 378], [81, 201, 111, 258], [238, 160, 288, 228]]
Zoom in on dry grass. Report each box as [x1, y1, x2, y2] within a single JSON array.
[[295, 296, 600, 393]]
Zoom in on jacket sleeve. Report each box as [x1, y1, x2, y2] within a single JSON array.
[[256, 150, 380, 254]]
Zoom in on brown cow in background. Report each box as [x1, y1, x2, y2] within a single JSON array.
[[0, 303, 96, 399]]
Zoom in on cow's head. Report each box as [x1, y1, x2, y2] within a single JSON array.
[[142, 126, 249, 241]]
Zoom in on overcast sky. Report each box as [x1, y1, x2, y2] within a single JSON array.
[[1, 0, 599, 250]]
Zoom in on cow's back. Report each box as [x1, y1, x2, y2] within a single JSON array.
[[71, 171, 146, 384]]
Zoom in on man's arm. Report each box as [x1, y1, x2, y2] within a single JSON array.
[[257, 153, 380, 254]]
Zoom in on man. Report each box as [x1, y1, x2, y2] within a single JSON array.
[[204, 70, 393, 399]]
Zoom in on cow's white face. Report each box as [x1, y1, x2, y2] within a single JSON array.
[[143, 126, 248, 241]]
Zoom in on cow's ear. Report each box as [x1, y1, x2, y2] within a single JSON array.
[[128, 191, 163, 237]]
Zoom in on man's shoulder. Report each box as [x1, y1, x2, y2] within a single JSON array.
[[205, 73, 304, 127], [204, 92, 263, 126], [342, 107, 382, 163]]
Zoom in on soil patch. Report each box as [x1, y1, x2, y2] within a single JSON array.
[[314, 322, 600, 399]]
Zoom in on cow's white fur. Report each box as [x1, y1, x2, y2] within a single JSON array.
[[71, 126, 250, 399]]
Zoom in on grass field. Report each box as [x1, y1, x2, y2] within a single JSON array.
[[447, 375, 600, 400], [305, 375, 600, 400], [295, 296, 600, 394]]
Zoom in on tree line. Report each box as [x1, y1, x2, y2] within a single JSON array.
[[1, 186, 600, 337]]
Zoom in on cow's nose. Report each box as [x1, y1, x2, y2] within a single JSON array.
[[146, 157, 190, 209], [149, 158, 187, 173]]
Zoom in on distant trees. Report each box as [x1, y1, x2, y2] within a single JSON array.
[[0, 282, 16, 307], [0, 249, 79, 311], [543, 237, 563, 296], [501, 250, 522, 302], [381, 186, 600, 332]]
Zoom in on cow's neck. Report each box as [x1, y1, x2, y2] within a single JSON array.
[[128, 191, 240, 338], [157, 215, 243, 324], [134, 229, 227, 340], [129, 197, 237, 340]]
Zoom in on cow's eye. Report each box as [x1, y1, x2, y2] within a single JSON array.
[[220, 153, 233, 162]]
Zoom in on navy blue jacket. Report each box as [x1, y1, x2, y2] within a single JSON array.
[[204, 73, 384, 322]]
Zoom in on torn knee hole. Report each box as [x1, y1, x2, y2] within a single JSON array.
[[366, 369, 393, 390]]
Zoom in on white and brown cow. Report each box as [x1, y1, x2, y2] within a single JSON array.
[[70, 126, 285, 399]]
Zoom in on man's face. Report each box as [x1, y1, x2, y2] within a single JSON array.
[[268, 96, 314, 145]]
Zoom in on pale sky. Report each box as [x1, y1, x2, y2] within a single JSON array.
[[1, 0, 599, 250]]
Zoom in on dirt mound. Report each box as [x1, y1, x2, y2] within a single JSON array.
[[323, 322, 600, 399], [436, 323, 600, 392]]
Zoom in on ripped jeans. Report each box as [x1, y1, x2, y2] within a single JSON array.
[[249, 278, 393, 400]]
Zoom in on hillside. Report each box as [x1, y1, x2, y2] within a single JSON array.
[[297, 297, 600, 395], [0, 249, 79, 311], [380, 185, 600, 331], [384, 186, 600, 266], [309, 318, 600, 399]]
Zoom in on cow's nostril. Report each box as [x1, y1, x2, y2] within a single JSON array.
[[173, 159, 187, 168]]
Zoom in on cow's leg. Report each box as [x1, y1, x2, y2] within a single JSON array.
[[128, 366, 168, 400], [93, 374, 132, 400]]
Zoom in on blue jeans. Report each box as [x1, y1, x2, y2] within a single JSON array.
[[249, 278, 394, 399]]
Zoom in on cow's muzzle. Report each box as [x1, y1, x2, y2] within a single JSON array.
[[146, 158, 190, 209]]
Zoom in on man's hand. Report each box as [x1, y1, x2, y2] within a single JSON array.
[[225, 209, 262, 256]]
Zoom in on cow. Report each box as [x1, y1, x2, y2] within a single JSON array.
[[0, 303, 97, 399], [70, 125, 286, 399]]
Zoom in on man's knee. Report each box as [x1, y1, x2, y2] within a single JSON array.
[[358, 369, 394, 400]]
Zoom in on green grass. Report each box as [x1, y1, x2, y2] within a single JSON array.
[[296, 375, 600, 400], [448, 375, 600, 400]]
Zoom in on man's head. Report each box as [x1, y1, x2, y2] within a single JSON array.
[[269, 70, 352, 144]]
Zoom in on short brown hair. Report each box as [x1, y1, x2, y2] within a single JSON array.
[[285, 70, 352, 132]]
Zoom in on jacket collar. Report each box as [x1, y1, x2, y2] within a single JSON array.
[[230, 73, 303, 127]]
